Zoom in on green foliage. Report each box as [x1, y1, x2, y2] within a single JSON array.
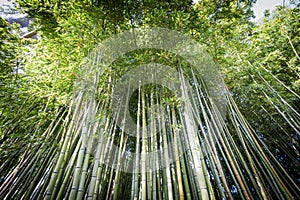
[[220, 5, 300, 180], [0, 0, 299, 198], [223, 5, 299, 130], [0, 17, 23, 138], [0, 17, 20, 78], [0, 17, 58, 171]]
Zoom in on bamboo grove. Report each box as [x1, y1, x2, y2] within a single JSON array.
[[1, 0, 300, 199], [0, 27, 299, 200]]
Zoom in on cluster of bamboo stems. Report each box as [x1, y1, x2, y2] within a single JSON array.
[[1, 60, 299, 200]]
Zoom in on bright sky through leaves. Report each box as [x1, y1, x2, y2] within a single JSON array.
[[192, 0, 284, 20], [0, 0, 13, 6], [253, 0, 284, 19]]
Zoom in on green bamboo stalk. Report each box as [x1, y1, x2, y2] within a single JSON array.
[[141, 89, 147, 200], [171, 105, 184, 200], [46, 93, 84, 200]]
